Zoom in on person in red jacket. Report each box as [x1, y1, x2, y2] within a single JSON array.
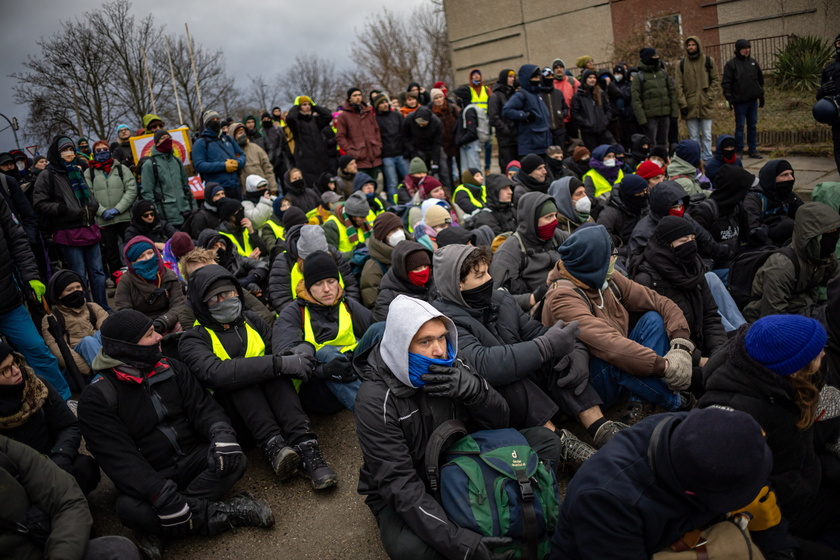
[[335, 88, 383, 179]]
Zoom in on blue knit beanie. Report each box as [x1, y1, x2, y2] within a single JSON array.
[[126, 241, 154, 263], [744, 315, 827, 376]]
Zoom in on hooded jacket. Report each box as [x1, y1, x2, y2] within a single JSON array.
[[667, 152, 705, 197], [353, 296, 509, 559], [139, 144, 194, 226], [549, 177, 590, 232], [571, 79, 612, 135], [675, 36, 720, 119], [703, 134, 742, 184], [33, 136, 100, 233], [360, 232, 395, 308], [282, 169, 321, 213], [85, 160, 136, 227], [229, 123, 278, 195], [542, 225, 689, 377], [114, 236, 185, 332], [688, 164, 752, 259], [596, 185, 646, 260], [0, 196, 39, 315], [192, 128, 246, 195], [502, 64, 553, 156], [373, 241, 434, 322], [124, 200, 178, 243], [402, 107, 441, 166], [488, 70, 518, 147], [631, 58, 679, 124], [241, 175, 274, 229], [473, 173, 517, 235], [512, 167, 553, 206], [627, 133, 652, 170], [490, 191, 569, 311], [743, 159, 804, 247], [182, 183, 223, 239], [336, 101, 383, 169], [722, 40, 765, 105], [744, 202, 840, 321], [197, 228, 269, 289], [285, 102, 333, 187]]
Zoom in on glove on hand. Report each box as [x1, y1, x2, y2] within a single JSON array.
[[276, 353, 316, 382], [731, 486, 782, 531], [152, 316, 168, 334], [155, 493, 193, 538], [758, 97, 765, 109], [524, 112, 536, 123], [818, 81, 837, 98], [534, 320, 579, 362], [663, 338, 694, 391], [28, 280, 46, 303], [225, 159, 239, 173], [207, 435, 244, 477], [50, 452, 75, 473], [473, 536, 515, 560], [816, 385, 840, 421], [422, 363, 484, 403], [680, 107, 689, 117], [315, 355, 357, 383], [102, 208, 120, 220], [554, 347, 590, 396]]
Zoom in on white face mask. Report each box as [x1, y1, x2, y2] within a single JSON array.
[[603, 158, 616, 168], [614, 74, 623, 83], [575, 197, 592, 214], [387, 229, 406, 247]]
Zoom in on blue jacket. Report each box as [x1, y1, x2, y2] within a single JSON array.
[[503, 64, 552, 156], [704, 134, 742, 185], [192, 129, 245, 196]]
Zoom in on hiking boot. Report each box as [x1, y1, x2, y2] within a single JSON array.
[[293, 439, 337, 490], [621, 399, 645, 425], [818, 385, 840, 421], [65, 399, 78, 417], [558, 429, 596, 471], [592, 420, 629, 449], [263, 435, 299, 481], [207, 492, 274, 535], [677, 391, 697, 412], [748, 151, 764, 159], [135, 533, 164, 560]]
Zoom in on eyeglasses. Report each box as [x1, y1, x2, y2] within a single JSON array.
[[95, 147, 109, 153], [142, 211, 155, 218], [0, 360, 18, 378], [207, 290, 237, 305], [149, 123, 164, 131]]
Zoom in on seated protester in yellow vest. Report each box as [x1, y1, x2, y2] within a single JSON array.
[[123, 200, 177, 252], [548, 176, 594, 233], [197, 229, 269, 300], [179, 265, 337, 489], [353, 172, 385, 218], [282, 167, 321, 214], [361, 212, 405, 308], [512, 154, 553, 206], [273, 251, 373, 412], [0, 341, 101, 495], [668, 139, 709, 197], [373, 241, 433, 322], [263, 205, 307, 264], [260, 195, 292, 252], [40, 269, 109, 377], [453, 167, 486, 216], [414, 201, 452, 252], [241, 174, 275, 230], [582, 144, 625, 199], [322, 191, 372, 258], [267, 224, 360, 313], [115, 236, 186, 333], [215, 198, 269, 261], [307, 191, 341, 226], [79, 310, 273, 553], [472, 173, 518, 236]]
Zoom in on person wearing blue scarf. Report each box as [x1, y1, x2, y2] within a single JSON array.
[[126, 240, 159, 281], [407, 340, 456, 387]]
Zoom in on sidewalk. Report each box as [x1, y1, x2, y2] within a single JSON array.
[[741, 155, 840, 201]]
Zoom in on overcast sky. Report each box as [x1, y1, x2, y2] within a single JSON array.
[[0, 0, 428, 152]]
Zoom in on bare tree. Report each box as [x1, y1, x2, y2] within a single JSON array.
[[279, 53, 346, 109], [612, 13, 685, 70], [247, 74, 282, 115]]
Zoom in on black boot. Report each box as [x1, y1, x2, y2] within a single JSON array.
[[207, 492, 274, 535], [293, 439, 337, 490], [135, 533, 164, 560], [263, 435, 299, 481]]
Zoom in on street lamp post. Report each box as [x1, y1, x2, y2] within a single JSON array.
[[0, 113, 22, 151]]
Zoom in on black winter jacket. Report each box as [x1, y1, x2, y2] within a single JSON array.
[[33, 137, 100, 233], [0, 196, 39, 314], [722, 50, 765, 104], [488, 82, 518, 147], [571, 86, 611, 134], [267, 245, 359, 312], [0, 173, 38, 243], [272, 295, 372, 355], [375, 109, 405, 159], [472, 173, 517, 235], [402, 107, 441, 166], [286, 105, 333, 187], [596, 194, 644, 260]]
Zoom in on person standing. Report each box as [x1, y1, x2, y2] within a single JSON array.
[[285, 96, 333, 188], [335, 88, 382, 179], [192, 110, 247, 200], [675, 36, 720, 162], [489, 69, 519, 173], [552, 59, 580, 148], [632, 48, 678, 146], [372, 93, 407, 200], [503, 64, 553, 161], [722, 39, 765, 159], [140, 129, 196, 225], [467, 69, 493, 175], [818, 33, 840, 175]]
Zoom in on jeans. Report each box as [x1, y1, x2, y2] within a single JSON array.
[[0, 304, 70, 399], [645, 116, 671, 146], [483, 141, 492, 171], [436, 148, 456, 188], [73, 331, 102, 368], [60, 244, 108, 310], [734, 100, 758, 153], [316, 345, 361, 411], [686, 118, 713, 161], [704, 271, 746, 332], [588, 311, 680, 410], [459, 141, 481, 172], [381, 156, 409, 199]]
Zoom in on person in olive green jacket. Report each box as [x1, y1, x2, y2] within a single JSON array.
[[140, 129, 195, 227], [674, 36, 720, 162], [631, 47, 678, 146]]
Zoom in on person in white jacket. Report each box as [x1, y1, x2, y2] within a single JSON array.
[[242, 174, 276, 229]]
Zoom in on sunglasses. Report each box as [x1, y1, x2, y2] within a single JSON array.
[[95, 147, 109, 153], [142, 211, 155, 218], [149, 123, 164, 131]]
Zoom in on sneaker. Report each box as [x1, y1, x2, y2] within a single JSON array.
[[621, 400, 644, 425], [748, 152, 764, 159], [677, 391, 697, 412], [592, 420, 629, 449], [558, 429, 596, 471], [293, 439, 337, 490], [208, 492, 274, 535], [135, 533, 164, 560], [817, 385, 840, 421], [263, 435, 299, 481], [65, 399, 78, 417]]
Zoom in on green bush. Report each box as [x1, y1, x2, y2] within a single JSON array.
[[774, 35, 833, 93]]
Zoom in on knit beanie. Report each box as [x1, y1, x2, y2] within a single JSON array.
[[126, 241, 154, 263], [56, 137, 75, 153], [620, 174, 651, 195], [520, 154, 545, 175], [567, 177, 584, 198], [575, 55, 593, 68], [202, 110, 220, 127], [205, 182, 225, 203], [343, 191, 371, 217], [572, 147, 590, 162], [552, 58, 565, 69], [50, 269, 83, 304], [372, 94, 389, 110], [338, 155, 355, 171], [297, 225, 329, 259], [283, 206, 307, 229], [655, 216, 695, 245], [640, 47, 658, 63], [409, 157, 428, 175], [0, 341, 13, 364], [425, 205, 451, 228], [100, 309, 153, 346], [420, 177, 443, 198], [373, 212, 404, 242], [436, 227, 475, 248], [539, 200, 558, 217], [353, 171, 376, 192], [346, 87, 361, 100], [153, 129, 169, 144], [675, 140, 702, 168], [404, 248, 431, 271], [745, 315, 827, 376], [430, 88, 444, 101], [217, 198, 243, 222], [169, 232, 194, 259], [650, 145, 670, 161], [303, 250, 339, 290], [506, 160, 521, 174], [636, 161, 665, 180]]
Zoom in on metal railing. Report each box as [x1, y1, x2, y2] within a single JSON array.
[[704, 34, 791, 74]]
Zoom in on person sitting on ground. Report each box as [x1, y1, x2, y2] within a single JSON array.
[[744, 159, 804, 249], [307, 191, 341, 226], [545, 145, 575, 180], [272, 251, 373, 412], [563, 146, 590, 178], [542, 224, 695, 420], [453, 167, 486, 217], [625, 133, 652, 170], [550, 407, 777, 559], [322, 191, 372, 258], [473, 173, 517, 236], [582, 144, 624, 199], [215, 198, 269, 261], [183, 182, 225, 240], [668, 139, 708, 197], [197, 228, 269, 300], [597, 174, 650, 263], [549, 176, 593, 233], [124, 200, 177, 251], [513, 153, 553, 205], [0, 342, 100, 495], [354, 295, 560, 560], [361, 212, 404, 308], [41, 269, 109, 377], [490, 192, 569, 312], [373, 241, 433, 322], [179, 265, 338, 489], [407, 182, 461, 233], [648, 145, 670, 169], [115, 236, 186, 334], [744, 201, 840, 322], [161, 231, 195, 284], [241, 174, 275, 230], [414, 201, 452, 252], [260, 197, 300, 260], [703, 134, 741, 185], [335, 155, 357, 199], [282, 168, 321, 214], [393, 157, 439, 206], [79, 310, 273, 556], [353, 171, 385, 217], [635, 159, 666, 191]]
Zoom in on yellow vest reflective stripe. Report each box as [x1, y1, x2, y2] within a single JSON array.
[[219, 230, 254, 257], [290, 261, 345, 300], [263, 220, 285, 242], [324, 215, 354, 252], [453, 184, 487, 208], [368, 198, 385, 217], [195, 320, 266, 360], [302, 303, 358, 353], [584, 168, 625, 198], [469, 86, 489, 110]]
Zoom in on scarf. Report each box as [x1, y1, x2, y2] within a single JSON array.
[[63, 160, 91, 202], [642, 239, 704, 339], [589, 157, 621, 185], [0, 358, 48, 429], [338, 207, 371, 245], [89, 157, 114, 175]]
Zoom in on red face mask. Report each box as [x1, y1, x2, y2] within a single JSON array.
[[669, 206, 685, 218], [157, 138, 173, 153], [536, 219, 558, 241], [407, 267, 431, 286]]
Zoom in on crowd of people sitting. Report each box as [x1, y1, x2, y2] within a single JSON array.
[[2, 38, 840, 560]]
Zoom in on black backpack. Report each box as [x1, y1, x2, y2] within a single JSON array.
[[728, 246, 800, 310]]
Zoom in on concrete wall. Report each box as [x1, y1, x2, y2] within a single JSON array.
[[715, 0, 839, 44], [610, 0, 720, 52]]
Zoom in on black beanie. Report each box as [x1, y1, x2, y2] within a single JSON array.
[[774, 160, 794, 177], [436, 227, 475, 248], [655, 216, 695, 245], [520, 154, 544, 175], [283, 206, 307, 229], [649, 145, 670, 161], [49, 269, 84, 304], [347, 87, 361, 100], [100, 310, 153, 346], [216, 198, 242, 222], [303, 250, 339, 290], [338, 154, 355, 171], [153, 129, 169, 144], [0, 341, 13, 364], [566, 177, 584, 198]]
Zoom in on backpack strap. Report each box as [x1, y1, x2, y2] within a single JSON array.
[[92, 373, 118, 409], [646, 416, 674, 479], [424, 419, 468, 494], [516, 466, 539, 560]]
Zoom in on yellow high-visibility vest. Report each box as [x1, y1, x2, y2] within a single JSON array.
[[453, 184, 486, 209], [583, 168, 625, 198], [195, 320, 266, 360], [302, 302, 358, 353], [219, 230, 254, 257], [290, 261, 345, 300]]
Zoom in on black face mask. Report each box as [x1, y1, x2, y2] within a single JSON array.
[[59, 290, 86, 309], [672, 240, 698, 262], [207, 120, 221, 134], [290, 178, 305, 192], [233, 209, 245, 228], [262, 121, 272, 129], [461, 278, 494, 309], [103, 337, 163, 370], [721, 148, 737, 160], [820, 231, 840, 259], [620, 190, 649, 214], [775, 179, 795, 198]]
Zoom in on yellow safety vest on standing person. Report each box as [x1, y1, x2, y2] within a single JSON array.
[[302, 302, 358, 353], [469, 85, 490, 111], [219, 230, 255, 257]]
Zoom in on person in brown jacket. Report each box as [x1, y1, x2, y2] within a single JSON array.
[[335, 88, 383, 176], [541, 224, 695, 419], [230, 122, 278, 195]]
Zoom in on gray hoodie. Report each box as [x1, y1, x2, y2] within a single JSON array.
[[380, 295, 458, 388], [433, 244, 480, 308]]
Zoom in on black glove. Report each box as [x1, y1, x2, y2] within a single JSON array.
[[473, 536, 515, 560], [314, 355, 358, 383], [50, 453, 75, 474], [155, 493, 193, 538], [533, 320, 579, 362], [421, 362, 484, 403], [524, 111, 536, 123], [818, 81, 837, 99], [153, 315, 168, 334], [207, 432, 244, 477], [758, 97, 765, 109], [532, 284, 549, 305], [554, 346, 590, 396], [680, 107, 689, 117], [275, 353, 316, 382]]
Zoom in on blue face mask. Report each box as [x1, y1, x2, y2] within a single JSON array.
[[365, 191, 375, 200], [94, 150, 111, 162], [407, 341, 455, 388], [133, 256, 159, 281]]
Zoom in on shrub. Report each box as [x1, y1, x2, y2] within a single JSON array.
[[774, 35, 833, 93]]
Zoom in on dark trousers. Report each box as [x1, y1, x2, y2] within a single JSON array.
[[580, 130, 615, 152], [550, 129, 567, 153], [114, 443, 245, 535], [70, 454, 101, 496], [227, 376, 315, 448], [498, 144, 518, 174], [84, 536, 141, 560], [495, 378, 559, 430], [833, 123, 840, 176], [645, 116, 670, 146], [733, 100, 759, 153], [100, 222, 129, 276]]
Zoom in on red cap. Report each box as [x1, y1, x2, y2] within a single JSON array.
[[636, 160, 665, 180]]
